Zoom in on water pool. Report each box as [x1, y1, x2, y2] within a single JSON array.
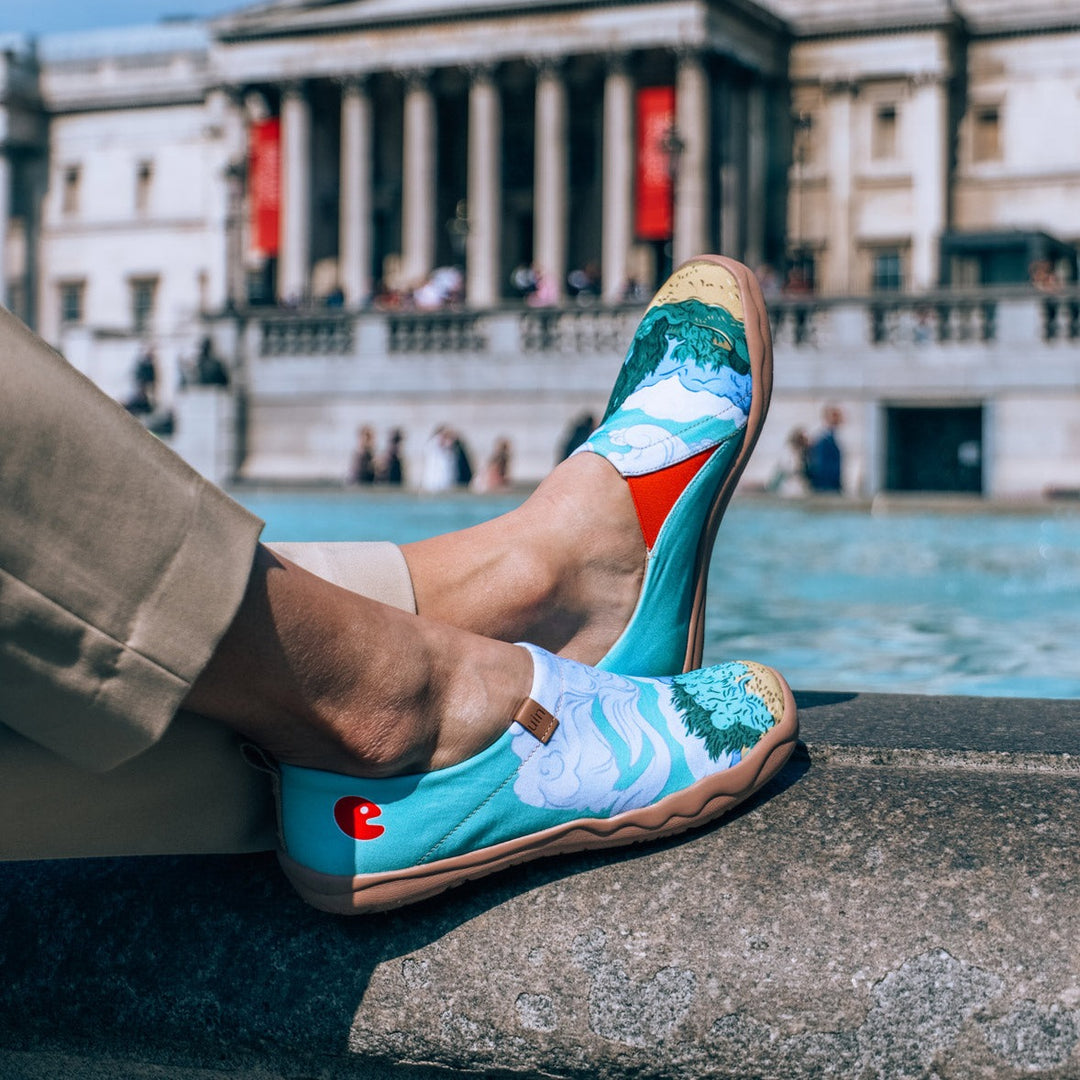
[[236, 489, 1080, 700]]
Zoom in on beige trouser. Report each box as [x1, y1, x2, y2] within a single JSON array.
[[0, 306, 416, 859]]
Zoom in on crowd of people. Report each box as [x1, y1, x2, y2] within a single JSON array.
[[769, 406, 845, 496], [346, 409, 606, 495]]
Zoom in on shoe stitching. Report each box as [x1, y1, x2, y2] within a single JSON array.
[[615, 421, 740, 474], [420, 663, 566, 866], [418, 740, 544, 866]]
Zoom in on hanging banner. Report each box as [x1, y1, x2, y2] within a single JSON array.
[[635, 86, 676, 241], [248, 117, 281, 258]]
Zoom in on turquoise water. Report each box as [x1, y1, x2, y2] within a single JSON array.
[[236, 489, 1080, 700]]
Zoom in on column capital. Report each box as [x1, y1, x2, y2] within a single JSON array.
[[528, 55, 566, 79], [279, 79, 309, 102], [670, 45, 708, 67], [465, 62, 499, 86], [399, 67, 431, 92], [332, 73, 372, 95], [603, 52, 632, 78]]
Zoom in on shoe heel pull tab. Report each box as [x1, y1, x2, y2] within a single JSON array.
[[240, 741, 279, 776], [239, 742, 287, 851], [512, 697, 559, 744]]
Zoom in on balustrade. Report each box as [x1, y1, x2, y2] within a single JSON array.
[[386, 311, 485, 353], [519, 305, 641, 355], [245, 287, 1080, 362], [259, 314, 354, 356]]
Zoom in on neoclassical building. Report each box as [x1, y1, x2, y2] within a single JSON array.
[[4, 0, 1078, 334], [2, 0, 1079, 492]]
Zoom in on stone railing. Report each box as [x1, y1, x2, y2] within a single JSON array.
[[245, 286, 1080, 362], [259, 312, 355, 356], [2, 691, 1077, 1077], [518, 305, 642, 355], [386, 310, 487, 353], [767, 286, 1080, 351]]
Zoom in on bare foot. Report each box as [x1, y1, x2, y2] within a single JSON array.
[[182, 547, 534, 777], [402, 452, 644, 664]]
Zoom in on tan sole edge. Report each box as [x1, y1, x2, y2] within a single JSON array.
[[279, 670, 798, 915], [679, 255, 774, 673]]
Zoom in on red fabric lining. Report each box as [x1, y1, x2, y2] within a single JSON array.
[[625, 446, 714, 550]]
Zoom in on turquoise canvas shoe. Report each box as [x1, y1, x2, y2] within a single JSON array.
[[582, 256, 774, 676], [276, 643, 797, 914]]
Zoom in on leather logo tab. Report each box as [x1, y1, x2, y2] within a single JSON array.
[[513, 697, 559, 744]]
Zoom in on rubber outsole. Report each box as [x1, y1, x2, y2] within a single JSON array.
[[677, 255, 774, 673], [279, 668, 798, 915]]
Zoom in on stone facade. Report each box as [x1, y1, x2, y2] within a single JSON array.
[[1, 0, 1079, 493]]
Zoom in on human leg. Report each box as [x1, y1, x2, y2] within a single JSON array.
[[401, 256, 772, 675]]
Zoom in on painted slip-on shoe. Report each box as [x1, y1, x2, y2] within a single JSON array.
[[276, 642, 798, 915], [580, 256, 773, 677]]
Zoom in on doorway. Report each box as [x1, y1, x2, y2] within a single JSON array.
[[885, 405, 984, 493]]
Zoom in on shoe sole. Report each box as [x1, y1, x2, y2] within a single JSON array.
[[278, 667, 798, 915], [676, 256, 774, 673]]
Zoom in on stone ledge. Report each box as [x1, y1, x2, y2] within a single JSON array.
[[0, 692, 1077, 1079]]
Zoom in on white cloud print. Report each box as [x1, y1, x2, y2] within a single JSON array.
[[602, 424, 715, 473], [621, 376, 746, 426]]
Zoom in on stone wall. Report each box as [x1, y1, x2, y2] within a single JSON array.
[[1, 691, 1076, 1078]]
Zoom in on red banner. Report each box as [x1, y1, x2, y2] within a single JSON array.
[[249, 117, 281, 258], [635, 86, 676, 241]]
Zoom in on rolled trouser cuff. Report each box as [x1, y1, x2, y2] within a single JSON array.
[[0, 306, 264, 772], [267, 541, 417, 614]]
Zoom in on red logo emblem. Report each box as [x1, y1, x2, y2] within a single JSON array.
[[333, 796, 386, 841]]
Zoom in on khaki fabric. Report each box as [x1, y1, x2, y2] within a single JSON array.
[[0, 306, 417, 858], [0, 306, 263, 772], [0, 542, 416, 860]]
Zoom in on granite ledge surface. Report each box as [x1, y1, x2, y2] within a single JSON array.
[[0, 690, 1077, 1080]]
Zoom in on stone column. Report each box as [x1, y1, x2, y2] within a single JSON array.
[[744, 80, 768, 271], [908, 73, 949, 291], [823, 80, 857, 295], [339, 77, 374, 307], [278, 83, 312, 303], [533, 59, 568, 303], [0, 151, 11, 310], [718, 75, 748, 260], [601, 56, 634, 304], [401, 70, 436, 289], [219, 87, 248, 312], [673, 50, 709, 268], [467, 66, 501, 309]]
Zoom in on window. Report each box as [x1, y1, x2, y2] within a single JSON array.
[[872, 104, 898, 160], [130, 277, 158, 332], [135, 160, 154, 216], [59, 280, 85, 325], [872, 250, 904, 292], [61, 165, 81, 216], [6, 281, 26, 323], [793, 113, 816, 167], [972, 105, 1001, 162]]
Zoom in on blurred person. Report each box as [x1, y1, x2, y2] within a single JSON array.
[[451, 429, 474, 488], [807, 406, 844, 493], [769, 427, 810, 497], [472, 436, 512, 493], [349, 425, 377, 485], [125, 346, 158, 414], [379, 427, 405, 486], [558, 411, 596, 462], [194, 337, 230, 387], [418, 425, 457, 493]]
